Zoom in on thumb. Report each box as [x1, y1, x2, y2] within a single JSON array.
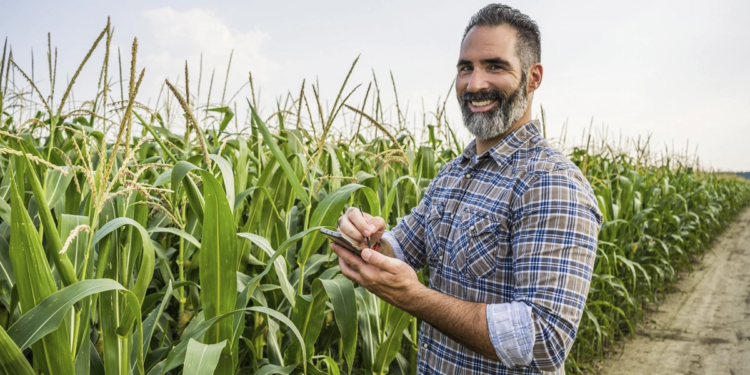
[[361, 248, 400, 272]]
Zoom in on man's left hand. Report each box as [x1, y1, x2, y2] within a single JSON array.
[[331, 243, 425, 307]]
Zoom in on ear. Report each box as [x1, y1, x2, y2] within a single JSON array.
[[526, 63, 543, 94]]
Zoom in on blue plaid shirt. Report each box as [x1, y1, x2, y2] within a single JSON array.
[[382, 120, 602, 374]]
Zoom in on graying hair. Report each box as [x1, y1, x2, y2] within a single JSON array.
[[462, 4, 541, 72]]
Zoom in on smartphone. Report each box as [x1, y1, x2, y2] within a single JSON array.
[[320, 228, 363, 256]]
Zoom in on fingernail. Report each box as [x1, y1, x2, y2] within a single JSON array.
[[361, 249, 371, 261], [370, 225, 376, 232], [363, 230, 371, 237]]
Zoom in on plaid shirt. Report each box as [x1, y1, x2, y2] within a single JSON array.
[[384, 120, 602, 374]]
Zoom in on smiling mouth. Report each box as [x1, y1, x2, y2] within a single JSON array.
[[468, 99, 498, 112], [470, 99, 495, 107]]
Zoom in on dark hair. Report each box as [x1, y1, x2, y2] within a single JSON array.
[[463, 4, 541, 72]]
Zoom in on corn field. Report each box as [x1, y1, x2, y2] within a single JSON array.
[[1, 22, 749, 375]]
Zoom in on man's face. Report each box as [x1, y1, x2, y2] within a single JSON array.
[[456, 24, 529, 140]]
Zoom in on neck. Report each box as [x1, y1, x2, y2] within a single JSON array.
[[475, 110, 532, 155]]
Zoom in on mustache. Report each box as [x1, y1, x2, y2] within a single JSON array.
[[460, 89, 506, 103]]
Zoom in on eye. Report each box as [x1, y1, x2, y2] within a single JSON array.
[[458, 65, 472, 72], [488, 64, 503, 71]]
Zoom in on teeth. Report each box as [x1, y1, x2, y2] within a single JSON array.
[[470, 100, 494, 107]]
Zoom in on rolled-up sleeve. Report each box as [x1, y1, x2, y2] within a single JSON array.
[[487, 301, 536, 367], [505, 168, 602, 372]]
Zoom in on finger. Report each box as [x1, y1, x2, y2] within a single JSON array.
[[346, 207, 377, 237], [332, 244, 381, 281], [337, 219, 365, 243], [338, 256, 364, 285], [331, 243, 366, 270], [361, 248, 403, 274], [368, 216, 387, 240]]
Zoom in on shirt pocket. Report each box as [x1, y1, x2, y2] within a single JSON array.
[[424, 200, 445, 258], [450, 211, 505, 279]]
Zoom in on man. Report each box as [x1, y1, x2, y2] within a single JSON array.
[[332, 4, 602, 374]]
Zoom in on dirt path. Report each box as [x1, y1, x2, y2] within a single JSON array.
[[601, 206, 750, 375]]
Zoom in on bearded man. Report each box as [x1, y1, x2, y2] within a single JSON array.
[[332, 4, 602, 374]]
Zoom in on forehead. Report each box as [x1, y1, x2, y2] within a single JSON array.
[[459, 24, 520, 66]]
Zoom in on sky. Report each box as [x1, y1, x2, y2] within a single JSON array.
[[2, 0, 749, 171]]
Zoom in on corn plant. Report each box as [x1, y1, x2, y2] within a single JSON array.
[[0, 22, 748, 375]]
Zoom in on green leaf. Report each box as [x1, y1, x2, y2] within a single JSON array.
[[157, 306, 307, 374], [8, 171, 75, 374], [198, 170, 238, 374], [44, 166, 74, 208], [207, 106, 235, 133], [16, 149, 78, 287], [0, 325, 34, 375], [147, 227, 201, 248], [284, 278, 327, 364], [372, 305, 412, 375], [249, 100, 310, 207], [237, 232, 295, 307], [320, 276, 358, 374], [8, 279, 126, 350], [382, 176, 418, 226], [319, 356, 341, 375], [0, 195, 10, 224], [89, 217, 155, 332], [171, 161, 205, 221], [209, 154, 235, 211], [298, 184, 373, 267], [183, 339, 227, 375], [133, 281, 173, 370], [58, 214, 90, 277], [255, 364, 298, 375], [355, 288, 381, 370]]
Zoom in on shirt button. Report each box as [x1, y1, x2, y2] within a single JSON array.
[[470, 225, 475, 231], [465, 173, 471, 179], [423, 343, 428, 349], [439, 255, 443, 260]]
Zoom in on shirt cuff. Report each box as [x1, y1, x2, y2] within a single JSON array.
[[486, 301, 535, 368], [381, 231, 405, 261]]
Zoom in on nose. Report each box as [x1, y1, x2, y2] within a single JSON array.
[[466, 69, 490, 93]]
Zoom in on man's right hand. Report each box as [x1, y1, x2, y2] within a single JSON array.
[[336, 207, 387, 251]]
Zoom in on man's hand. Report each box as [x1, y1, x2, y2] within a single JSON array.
[[336, 207, 387, 251], [331, 244, 426, 307], [332, 243, 500, 360]]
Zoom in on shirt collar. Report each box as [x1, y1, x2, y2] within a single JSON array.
[[459, 120, 541, 167]]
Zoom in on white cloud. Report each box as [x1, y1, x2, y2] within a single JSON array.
[[139, 7, 274, 104]]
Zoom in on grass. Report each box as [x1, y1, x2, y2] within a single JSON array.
[[0, 22, 749, 375]]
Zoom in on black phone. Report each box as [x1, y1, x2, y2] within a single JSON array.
[[320, 228, 363, 256]]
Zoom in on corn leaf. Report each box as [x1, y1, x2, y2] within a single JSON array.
[[249, 100, 310, 207], [0, 325, 34, 375], [8, 171, 75, 374], [8, 279, 126, 350], [198, 169, 238, 374], [237, 232, 295, 307], [298, 184, 374, 267], [44, 166, 73, 208], [172, 161, 206, 221], [320, 276, 358, 374], [156, 306, 306, 374], [58, 214, 90, 278], [284, 278, 327, 364], [372, 305, 412, 375], [183, 339, 227, 375]]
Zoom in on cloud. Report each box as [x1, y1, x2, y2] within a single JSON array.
[[139, 7, 274, 104]]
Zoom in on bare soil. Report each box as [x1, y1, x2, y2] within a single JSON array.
[[600, 207, 750, 375]]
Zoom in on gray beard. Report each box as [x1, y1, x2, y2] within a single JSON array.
[[460, 76, 529, 140]]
